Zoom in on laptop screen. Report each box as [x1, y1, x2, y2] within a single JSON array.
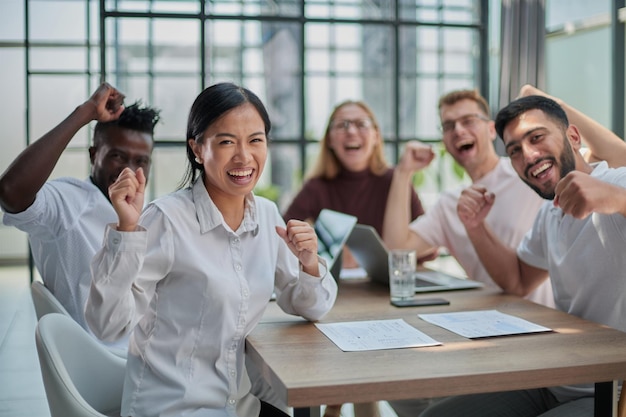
[[314, 209, 358, 278], [346, 224, 482, 292]]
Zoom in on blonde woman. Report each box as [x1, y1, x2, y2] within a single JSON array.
[[283, 100, 426, 268], [283, 101, 427, 417]]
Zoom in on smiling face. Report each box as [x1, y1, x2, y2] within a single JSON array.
[[327, 103, 381, 172], [439, 99, 498, 179], [89, 125, 153, 200], [190, 102, 267, 205], [503, 109, 578, 200]]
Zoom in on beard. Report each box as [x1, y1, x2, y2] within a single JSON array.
[[523, 136, 577, 200]]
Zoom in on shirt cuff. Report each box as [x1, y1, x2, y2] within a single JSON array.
[[104, 223, 147, 253], [299, 255, 330, 281]]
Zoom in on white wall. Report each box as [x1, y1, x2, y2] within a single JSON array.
[[546, 26, 611, 129], [544, 0, 613, 130]]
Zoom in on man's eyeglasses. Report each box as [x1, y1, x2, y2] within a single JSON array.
[[330, 119, 374, 132], [440, 114, 490, 134]]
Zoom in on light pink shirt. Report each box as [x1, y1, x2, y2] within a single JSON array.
[[410, 158, 554, 307]]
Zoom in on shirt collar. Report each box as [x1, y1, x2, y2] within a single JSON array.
[[590, 160, 608, 177], [191, 177, 260, 235], [337, 168, 372, 180]]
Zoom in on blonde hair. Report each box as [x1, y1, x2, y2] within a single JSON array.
[[438, 89, 490, 117], [307, 100, 389, 180]]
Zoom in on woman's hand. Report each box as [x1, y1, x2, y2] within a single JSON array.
[[276, 219, 320, 277]]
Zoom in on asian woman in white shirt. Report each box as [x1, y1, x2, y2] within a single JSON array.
[[85, 82, 338, 417]]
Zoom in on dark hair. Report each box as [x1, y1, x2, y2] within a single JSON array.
[[93, 101, 161, 147], [179, 82, 271, 188], [495, 95, 569, 140]]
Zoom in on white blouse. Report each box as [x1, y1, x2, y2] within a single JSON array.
[[85, 179, 338, 417]]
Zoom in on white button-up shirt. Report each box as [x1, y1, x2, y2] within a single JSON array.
[[2, 177, 129, 353], [86, 179, 337, 417]]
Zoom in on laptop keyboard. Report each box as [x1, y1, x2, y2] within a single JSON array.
[[414, 277, 435, 287]]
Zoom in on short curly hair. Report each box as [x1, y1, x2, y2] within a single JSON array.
[[93, 101, 161, 146]]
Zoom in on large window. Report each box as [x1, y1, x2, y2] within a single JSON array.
[[100, 0, 488, 206], [0, 0, 489, 263]]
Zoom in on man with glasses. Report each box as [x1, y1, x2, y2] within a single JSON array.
[[384, 89, 554, 303], [381, 88, 555, 416]]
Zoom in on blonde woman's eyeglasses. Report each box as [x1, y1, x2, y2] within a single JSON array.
[[331, 119, 373, 132], [440, 114, 490, 134]]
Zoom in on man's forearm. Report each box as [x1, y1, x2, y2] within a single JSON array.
[[0, 104, 94, 213], [558, 100, 626, 167], [383, 168, 416, 249], [465, 222, 526, 296]]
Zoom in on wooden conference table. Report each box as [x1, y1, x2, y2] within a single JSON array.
[[247, 278, 626, 417]]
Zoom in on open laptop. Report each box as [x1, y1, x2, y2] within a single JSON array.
[[346, 224, 483, 292], [315, 209, 358, 279]]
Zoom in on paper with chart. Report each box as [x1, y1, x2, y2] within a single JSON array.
[[315, 319, 441, 352], [418, 310, 552, 339]]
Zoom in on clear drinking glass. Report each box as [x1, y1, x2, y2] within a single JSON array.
[[388, 249, 416, 301]]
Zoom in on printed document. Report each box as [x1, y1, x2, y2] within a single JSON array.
[[315, 319, 441, 352], [418, 310, 552, 338]]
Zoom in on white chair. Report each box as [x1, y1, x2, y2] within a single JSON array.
[[31, 280, 128, 359], [31, 280, 70, 319], [35, 313, 126, 417]]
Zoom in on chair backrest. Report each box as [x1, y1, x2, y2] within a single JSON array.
[[31, 281, 129, 359], [35, 313, 126, 417], [31, 281, 70, 320]]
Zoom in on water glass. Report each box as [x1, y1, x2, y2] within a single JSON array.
[[388, 249, 416, 301]]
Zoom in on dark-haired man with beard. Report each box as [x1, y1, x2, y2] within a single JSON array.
[[420, 95, 626, 417]]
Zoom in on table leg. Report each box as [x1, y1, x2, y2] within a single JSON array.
[[595, 381, 619, 417], [294, 407, 321, 417]]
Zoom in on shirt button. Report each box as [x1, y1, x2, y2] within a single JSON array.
[[229, 399, 236, 405], [230, 370, 236, 376], [235, 264, 242, 271]]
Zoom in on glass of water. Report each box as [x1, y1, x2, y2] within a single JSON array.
[[388, 249, 416, 301]]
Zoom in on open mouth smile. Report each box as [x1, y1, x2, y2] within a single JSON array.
[[344, 144, 362, 151], [526, 159, 554, 180], [228, 168, 254, 184], [455, 139, 475, 153], [531, 162, 552, 177]]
